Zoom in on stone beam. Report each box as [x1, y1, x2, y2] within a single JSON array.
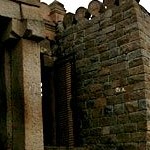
[[0, 0, 21, 19], [12, 0, 40, 7], [2, 18, 45, 43]]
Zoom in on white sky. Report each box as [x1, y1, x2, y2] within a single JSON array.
[[41, 0, 150, 13]]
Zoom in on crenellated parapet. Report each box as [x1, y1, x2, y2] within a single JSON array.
[[56, 0, 143, 32]]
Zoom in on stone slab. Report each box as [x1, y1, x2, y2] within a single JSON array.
[[0, 0, 21, 19]]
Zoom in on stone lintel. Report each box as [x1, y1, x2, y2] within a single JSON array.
[[12, 0, 40, 7], [0, 0, 21, 19], [2, 18, 45, 43], [21, 4, 43, 21]]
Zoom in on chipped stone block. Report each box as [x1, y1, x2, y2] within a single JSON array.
[[23, 19, 45, 41], [13, 0, 40, 6], [0, 0, 21, 19], [21, 4, 42, 20]]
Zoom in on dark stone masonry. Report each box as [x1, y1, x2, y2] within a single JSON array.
[[0, 0, 150, 150]]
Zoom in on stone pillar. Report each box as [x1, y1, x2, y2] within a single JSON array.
[[22, 39, 43, 150], [11, 39, 44, 150]]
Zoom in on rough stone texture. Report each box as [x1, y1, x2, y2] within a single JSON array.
[[0, 0, 21, 19], [0, 0, 150, 149], [54, 0, 150, 149], [49, 0, 66, 23], [22, 39, 44, 150], [14, 0, 40, 6], [0, 0, 57, 149]]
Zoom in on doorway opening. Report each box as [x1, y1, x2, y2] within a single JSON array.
[[41, 53, 80, 148]]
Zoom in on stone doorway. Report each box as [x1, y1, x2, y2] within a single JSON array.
[[41, 53, 80, 148]]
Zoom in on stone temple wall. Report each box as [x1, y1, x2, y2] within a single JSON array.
[[54, 0, 150, 149], [0, 0, 150, 149]]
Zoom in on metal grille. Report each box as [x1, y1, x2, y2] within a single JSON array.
[[55, 54, 75, 147]]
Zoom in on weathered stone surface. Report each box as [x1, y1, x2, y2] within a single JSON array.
[[22, 19, 45, 40], [14, 0, 40, 6], [75, 7, 90, 22], [103, 0, 116, 8], [21, 39, 44, 150], [0, 0, 150, 149], [88, 0, 105, 17], [21, 4, 42, 20], [63, 13, 75, 28], [0, 0, 21, 19]]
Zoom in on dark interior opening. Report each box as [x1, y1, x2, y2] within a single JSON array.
[[0, 49, 7, 150], [41, 54, 56, 146], [41, 53, 81, 147]]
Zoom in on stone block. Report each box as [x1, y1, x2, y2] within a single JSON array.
[[75, 7, 90, 22], [0, 0, 21, 19], [124, 123, 137, 133], [94, 97, 107, 109], [120, 143, 138, 150], [114, 103, 124, 115], [117, 34, 130, 46], [103, 0, 116, 9], [102, 24, 116, 34], [110, 125, 124, 134], [2, 19, 26, 42], [88, 0, 105, 17], [102, 126, 110, 135], [63, 13, 75, 29], [100, 116, 117, 126], [129, 65, 144, 76], [130, 132, 146, 142], [128, 57, 143, 68], [125, 101, 138, 113], [13, 0, 40, 6], [21, 4, 42, 20], [23, 19, 45, 40], [116, 133, 131, 143], [137, 121, 147, 131], [117, 114, 129, 124], [128, 74, 145, 84], [85, 23, 100, 36], [111, 13, 124, 24], [129, 111, 146, 123]]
